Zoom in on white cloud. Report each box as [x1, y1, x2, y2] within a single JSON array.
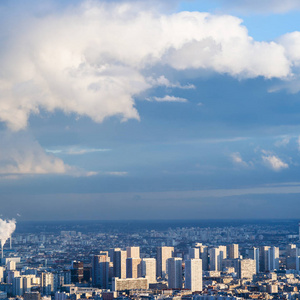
[[147, 75, 195, 89], [0, 1, 293, 130], [105, 172, 128, 176], [46, 147, 110, 155], [0, 132, 95, 177], [274, 136, 291, 147], [230, 152, 248, 167], [278, 32, 300, 66], [152, 95, 188, 103], [262, 151, 288, 171]]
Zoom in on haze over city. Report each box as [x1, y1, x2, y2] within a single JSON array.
[[1, 0, 300, 220]]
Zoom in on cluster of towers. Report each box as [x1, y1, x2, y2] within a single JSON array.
[[92, 246, 203, 292]]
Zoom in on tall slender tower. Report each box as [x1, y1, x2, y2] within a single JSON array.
[[156, 247, 174, 278], [227, 244, 239, 259], [113, 249, 126, 279], [167, 257, 182, 289], [139, 258, 156, 283], [185, 259, 202, 292], [92, 252, 109, 288]]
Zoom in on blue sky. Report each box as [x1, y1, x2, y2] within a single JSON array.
[[1, 0, 300, 220]]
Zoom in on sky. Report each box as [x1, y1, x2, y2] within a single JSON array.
[[1, 0, 300, 221]]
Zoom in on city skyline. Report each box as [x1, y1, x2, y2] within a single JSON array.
[[1, 0, 300, 220]]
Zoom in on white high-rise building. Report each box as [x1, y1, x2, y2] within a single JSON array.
[[126, 247, 140, 259], [7, 260, 16, 271], [23, 276, 32, 293], [167, 257, 182, 289], [188, 248, 200, 259], [209, 246, 226, 271], [227, 244, 239, 259], [209, 248, 219, 271], [126, 258, 141, 278], [219, 246, 227, 262], [156, 247, 174, 278], [41, 272, 54, 295], [248, 247, 259, 274], [139, 258, 156, 284], [268, 247, 279, 271], [0, 266, 4, 282], [185, 259, 202, 292], [113, 249, 127, 279]]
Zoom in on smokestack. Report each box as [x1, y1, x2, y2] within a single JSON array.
[[1, 244, 3, 259], [10, 237, 12, 249]]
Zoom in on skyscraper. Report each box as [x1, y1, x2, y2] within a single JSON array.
[[209, 247, 219, 271], [41, 272, 53, 296], [268, 246, 279, 271], [13, 276, 23, 296], [156, 246, 174, 278], [92, 252, 109, 288], [167, 257, 182, 289], [188, 248, 200, 259], [139, 258, 156, 284], [197, 244, 209, 271], [248, 247, 259, 274], [126, 258, 141, 278], [209, 246, 226, 271], [227, 244, 239, 259], [113, 249, 126, 279], [126, 247, 140, 259], [185, 259, 202, 292], [259, 246, 270, 272], [286, 244, 297, 270]]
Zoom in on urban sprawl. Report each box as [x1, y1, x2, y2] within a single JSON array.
[[0, 221, 300, 300]]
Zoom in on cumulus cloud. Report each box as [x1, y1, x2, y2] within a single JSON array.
[[0, 132, 95, 177], [262, 151, 289, 171], [152, 95, 188, 103], [0, 1, 294, 130], [278, 32, 300, 66]]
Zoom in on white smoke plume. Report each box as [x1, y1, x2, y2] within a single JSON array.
[[0, 219, 16, 253]]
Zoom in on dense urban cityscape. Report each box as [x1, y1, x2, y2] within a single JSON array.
[[0, 220, 298, 300]]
